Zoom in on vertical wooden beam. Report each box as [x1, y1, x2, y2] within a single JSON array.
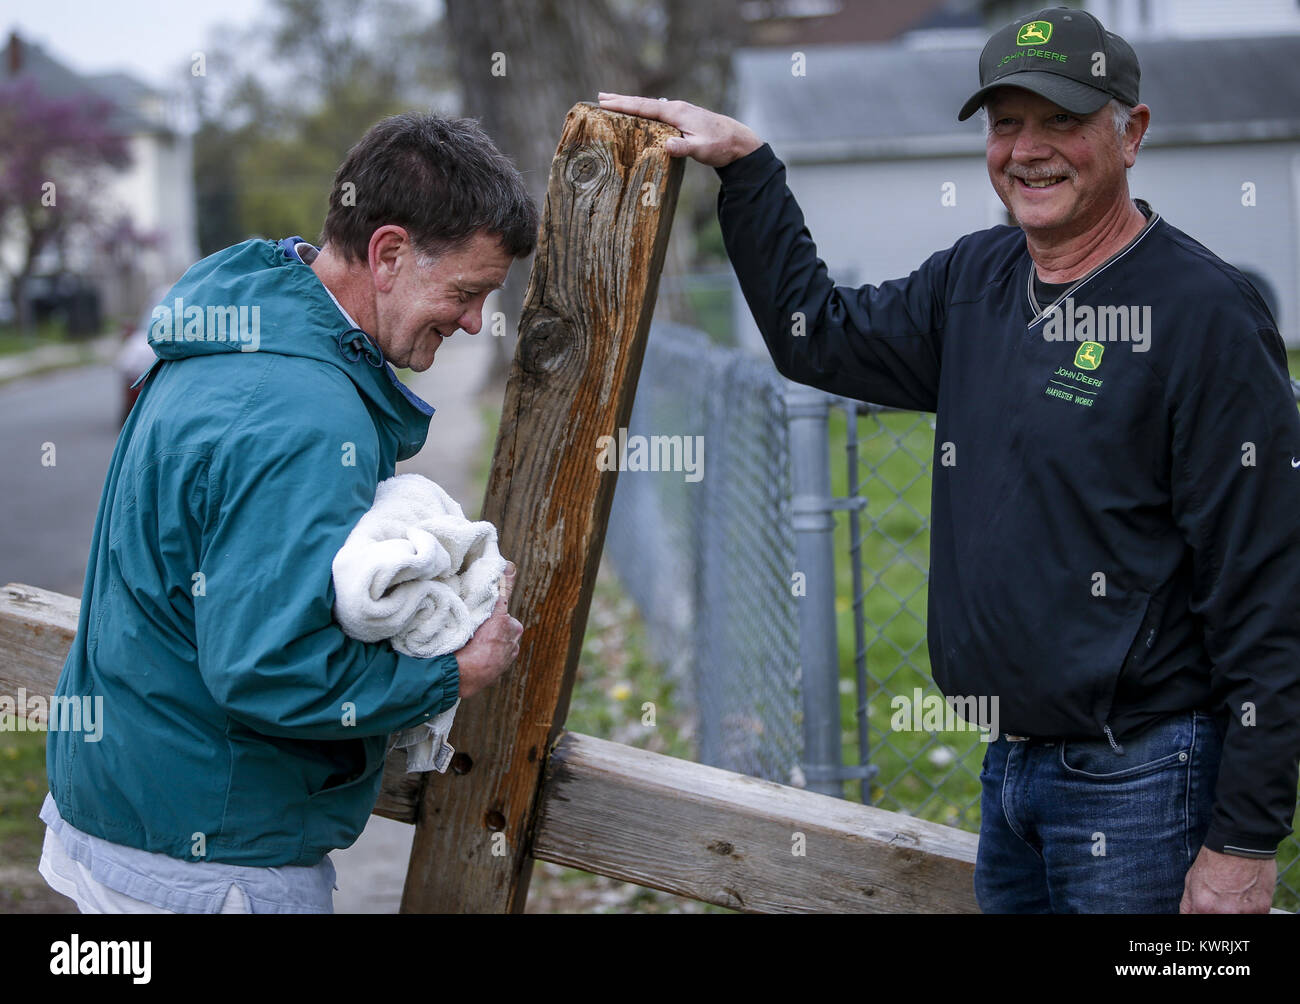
[[400, 103, 683, 913]]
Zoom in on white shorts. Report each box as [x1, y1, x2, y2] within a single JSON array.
[[38, 826, 251, 914]]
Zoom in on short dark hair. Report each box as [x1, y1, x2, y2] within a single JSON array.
[[320, 113, 538, 264]]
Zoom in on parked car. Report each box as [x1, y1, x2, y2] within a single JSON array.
[[21, 273, 102, 337]]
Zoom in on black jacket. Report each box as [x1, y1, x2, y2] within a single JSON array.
[[717, 143, 1300, 856]]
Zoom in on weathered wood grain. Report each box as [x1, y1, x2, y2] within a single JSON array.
[[399, 104, 685, 913], [0, 583, 79, 725], [533, 731, 981, 913]]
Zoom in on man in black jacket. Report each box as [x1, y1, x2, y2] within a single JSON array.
[[600, 5, 1300, 913]]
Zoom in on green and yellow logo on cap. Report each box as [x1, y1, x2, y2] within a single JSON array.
[[1074, 341, 1104, 370], [1016, 20, 1053, 46]]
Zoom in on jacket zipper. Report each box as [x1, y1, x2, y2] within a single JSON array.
[[1103, 723, 1125, 755]]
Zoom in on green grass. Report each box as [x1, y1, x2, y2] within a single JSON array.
[[824, 397, 1300, 910], [0, 716, 50, 871], [1283, 352, 1300, 910], [685, 285, 734, 347], [0, 321, 74, 357], [1279, 834, 1300, 912], [567, 573, 697, 760], [826, 407, 985, 831], [468, 399, 502, 512]]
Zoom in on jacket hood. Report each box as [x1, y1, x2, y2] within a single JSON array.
[[145, 237, 434, 460]]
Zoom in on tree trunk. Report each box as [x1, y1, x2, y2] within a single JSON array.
[[446, 0, 652, 386]]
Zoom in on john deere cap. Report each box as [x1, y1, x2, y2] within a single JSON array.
[[957, 6, 1140, 121]]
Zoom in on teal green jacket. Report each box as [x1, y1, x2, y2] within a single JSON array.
[[46, 238, 460, 866]]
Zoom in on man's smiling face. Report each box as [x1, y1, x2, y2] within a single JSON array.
[[373, 228, 514, 371], [985, 87, 1140, 241]]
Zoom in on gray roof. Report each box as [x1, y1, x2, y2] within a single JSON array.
[[736, 34, 1300, 161], [2, 34, 164, 136]]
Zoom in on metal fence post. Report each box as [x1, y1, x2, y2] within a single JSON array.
[[786, 383, 842, 797]]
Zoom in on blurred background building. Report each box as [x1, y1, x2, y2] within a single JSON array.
[[0, 29, 197, 330]]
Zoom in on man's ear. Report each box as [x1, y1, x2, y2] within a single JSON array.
[[1124, 104, 1151, 167], [367, 226, 410, 293]]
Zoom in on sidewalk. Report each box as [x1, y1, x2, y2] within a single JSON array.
[[0, 334, 119, 385], [329, 329, 495, 912]]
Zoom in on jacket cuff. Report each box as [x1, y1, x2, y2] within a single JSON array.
[[437, 653, 461, 713], [1201, 824, 1278, 859], [715, 142, 777, 184]]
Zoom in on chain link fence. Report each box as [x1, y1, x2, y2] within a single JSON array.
[[604, 320, 1300, 910], [604, 322, 802, 782]]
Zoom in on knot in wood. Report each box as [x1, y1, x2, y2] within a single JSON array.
[[518, 313, 573, 376], [565, 145, 612, 193]]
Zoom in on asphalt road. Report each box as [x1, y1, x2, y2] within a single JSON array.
[[0, 364, 122, 597]]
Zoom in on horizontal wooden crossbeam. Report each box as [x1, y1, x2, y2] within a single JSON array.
[[2, 581, 979, 913]]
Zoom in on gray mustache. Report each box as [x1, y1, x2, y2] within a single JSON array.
[[1008, 168, 1078, 181]]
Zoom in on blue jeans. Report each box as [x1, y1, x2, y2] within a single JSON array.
[[974, 710, 1224, 913]]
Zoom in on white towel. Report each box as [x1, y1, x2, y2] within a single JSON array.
[[391, 698, 461, 773], [331, 474, 506, 772]]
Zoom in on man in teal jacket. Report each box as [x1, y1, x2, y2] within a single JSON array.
[[40, 114, 535, 913]]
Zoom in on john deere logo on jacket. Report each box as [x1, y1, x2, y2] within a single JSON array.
[[1074, 341, 1104, 370]]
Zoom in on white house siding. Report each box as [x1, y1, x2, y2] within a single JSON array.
[[93, 130, 198, 320], [1097, 0, 1300, 38], [732, 152, 989, 354], [150, 131, 199, 279], [986, 0, 1300, 38], [1, 131, 197, 325], [1128, 141, 1297, 338]]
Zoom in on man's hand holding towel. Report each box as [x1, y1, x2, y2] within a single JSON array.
[[454, 561, 521, 699], [331, 474, 523, 771]]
